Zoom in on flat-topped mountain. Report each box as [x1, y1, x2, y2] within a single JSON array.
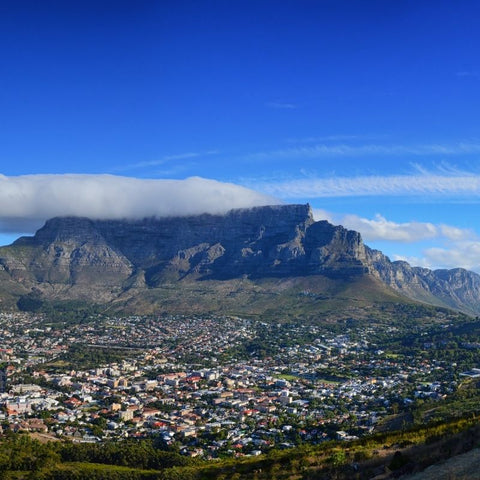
[[1, 204, 479, 316]]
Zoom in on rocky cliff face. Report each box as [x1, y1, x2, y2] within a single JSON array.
[[1, 203, 480, 315], [1, 204, 366, 285]]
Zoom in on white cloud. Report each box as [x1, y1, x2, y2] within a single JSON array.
[[311, 210, 453, 243], [0, 174, 277, 235], [313, 209, 446, 243], [397, 241, 480, 272], [339, 214, 438, 242], [439, 224, 476, 241], [422, 241, 480, 271], [311, 208, 334, 223]]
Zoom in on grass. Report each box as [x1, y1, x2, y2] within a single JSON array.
[[275, 374, 298, 381]]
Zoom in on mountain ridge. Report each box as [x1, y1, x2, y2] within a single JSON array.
[[0, 203, 479, 316]]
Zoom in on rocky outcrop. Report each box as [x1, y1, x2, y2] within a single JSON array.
[[1, 203, 480, 315]]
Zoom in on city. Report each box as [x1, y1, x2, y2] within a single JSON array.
[[0, 309, 473, 460]]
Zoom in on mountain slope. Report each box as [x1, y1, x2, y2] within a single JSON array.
[[367, 248, 480, 316], [0, 204, 479, 316]]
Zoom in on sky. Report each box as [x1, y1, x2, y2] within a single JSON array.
[[1, 1, 480, 272]]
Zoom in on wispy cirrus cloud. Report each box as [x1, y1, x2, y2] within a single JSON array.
[[456, 71, 480, 78], [115, 150, 219, 172], [265, 101, 297, 109], [246, 142, 480, 161], [252, 172, 480, 199], [286, 134, 385, 143]]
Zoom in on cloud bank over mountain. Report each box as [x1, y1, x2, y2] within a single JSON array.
[[0, 174, 277, 234]]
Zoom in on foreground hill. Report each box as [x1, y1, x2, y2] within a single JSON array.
[[2, 413, 480, 479], [0, 204, 479, 316]]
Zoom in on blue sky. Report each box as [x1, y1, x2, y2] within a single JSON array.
[[2, 1, 480, 272]]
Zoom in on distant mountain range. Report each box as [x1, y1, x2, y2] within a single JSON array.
[[0, 204, 479, 317]]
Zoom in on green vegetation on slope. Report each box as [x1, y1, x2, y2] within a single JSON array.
[[2, 413, 480, 479]]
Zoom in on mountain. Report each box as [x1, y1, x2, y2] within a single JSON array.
[[0, 204, 479, 317]]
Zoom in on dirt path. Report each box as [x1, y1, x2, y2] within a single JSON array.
[[29, 432, 60, 443]]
